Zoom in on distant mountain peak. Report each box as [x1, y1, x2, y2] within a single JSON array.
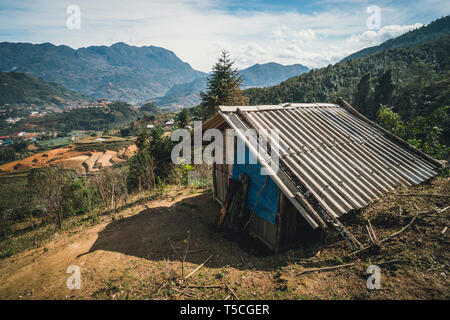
[[0, 41, 205, 104]]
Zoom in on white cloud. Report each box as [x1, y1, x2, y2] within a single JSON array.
[[0, 0, 444, 71], [344, 23, 423, 49]]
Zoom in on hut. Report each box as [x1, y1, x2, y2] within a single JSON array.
[[201, 98, 441, 252]]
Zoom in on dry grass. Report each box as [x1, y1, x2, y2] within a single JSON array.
[[0, 177, 448, 300]]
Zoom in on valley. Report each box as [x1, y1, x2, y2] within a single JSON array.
[[0, 136, 137, 175]]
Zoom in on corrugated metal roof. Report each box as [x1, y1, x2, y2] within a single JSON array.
[[214, 102, 440, 228]]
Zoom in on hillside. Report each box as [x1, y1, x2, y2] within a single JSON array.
[[155, 62, 309, 108], [0, 71, 91, 107], [342, 16, 450, 62], [0, 42, 205, 104], [154, 77, 207, 108], [243, 33, 450, 121], [0, 177, 448, 299], [15, 101, 143, 132]]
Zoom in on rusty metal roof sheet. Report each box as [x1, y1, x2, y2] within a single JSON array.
[[215, 101, 440, 228]]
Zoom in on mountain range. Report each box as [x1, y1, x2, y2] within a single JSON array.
[[0, 42, 204, 105], [0, 42, 309, 107], [0, 71, 91, 107], [1, 15, 448, 116], [152, 62, 309, 107]]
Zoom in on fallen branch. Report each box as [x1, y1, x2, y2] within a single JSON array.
[[426, 265, 445, 272], [374, 259, 408, 266], [295, 259, 406, 277], [438, 206, 449, 213], [295, 262, 356, 277], [367, 220, 378, 242], [381, 213, 419, 242], [180, 284, 225, 289], [350, 209, 431, 256], [398, 193, 450, 198], [366, 225, 375, 244], [184, 255, 213, 281], [182, 230, 190, 278], [156, 281, 168, 294], [176, 285, 191, 298], [172, 287, 195, 298], [225, 283, 240, 300], [186, 249, 206, 254]]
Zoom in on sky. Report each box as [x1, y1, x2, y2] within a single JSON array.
[[0, 0, 449, 72]]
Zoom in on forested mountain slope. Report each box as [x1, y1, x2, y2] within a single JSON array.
[[0, 42, 204, 104], [0, 71, 91, 107], [342, 15, 450, 62]]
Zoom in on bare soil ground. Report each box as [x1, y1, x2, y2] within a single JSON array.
[[0, 178, 448, 300], [0, 144, 137, 175]]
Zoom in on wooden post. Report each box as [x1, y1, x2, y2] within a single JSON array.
[[111, 183, 115, 210]]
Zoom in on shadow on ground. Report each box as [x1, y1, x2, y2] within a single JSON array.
[[81, 191, 324, 271]]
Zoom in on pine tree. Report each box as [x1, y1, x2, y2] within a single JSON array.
[[353, 73, 372, 115], [198, 50, 248, 119], [176, 108, 190, 128], [374, 69, 395, 107]]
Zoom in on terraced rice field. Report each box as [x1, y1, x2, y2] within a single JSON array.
[[0, 143, 137, 175]]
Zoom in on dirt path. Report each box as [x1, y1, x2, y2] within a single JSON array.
[[0, 182, 449, 300], [0, 189, 236, 299]]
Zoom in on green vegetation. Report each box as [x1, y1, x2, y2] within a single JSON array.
[[14, 101, 143, 132], [244, 30, 450, 159], [194, 50, 249, 119], [0, 147, 16, 164], [175, 108, 190, 128], [342, 16, 450, 62], [0, 71, 90, 107], [0, 166, 127, 257], [0, 42, 205, 103], [37, 136, 72, 149], [244, 33, 450, 111], [377, 105, 450, 159], [127, 127, 175, 192], [140, 102, 162, 115]]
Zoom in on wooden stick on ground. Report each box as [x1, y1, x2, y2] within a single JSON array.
[[295, 260, 405, 277], [438, 206, 449, 213], [176, 285, 191, 298], [184, 255, 213, 281], [295, 262, 356, 277], [156, 281, 168, 294], [180, 284, 225, 289], [367, 220, 378, 242], [398, 193, 450, 198], [225, 283, 240, 300], [366, 225, 375, 243], [350, 210, 425, 256], [182, 230, 190, 278], [426, 265, 445, 272], [374, 259, 408, 266]]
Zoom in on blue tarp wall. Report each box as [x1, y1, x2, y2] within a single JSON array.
[[231, 145, 279, 224]]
